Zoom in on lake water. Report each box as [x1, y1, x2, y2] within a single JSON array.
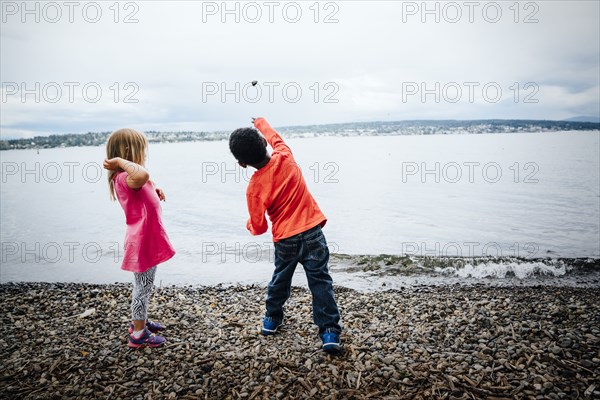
[[1, 131, 599, 288]]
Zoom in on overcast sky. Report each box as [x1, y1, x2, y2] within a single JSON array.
[[1, 0, 599, 138]]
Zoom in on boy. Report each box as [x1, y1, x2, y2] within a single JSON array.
[[229, 117, 342, 353]]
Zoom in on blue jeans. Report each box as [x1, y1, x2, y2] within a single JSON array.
[[266, 225, 341, 334]]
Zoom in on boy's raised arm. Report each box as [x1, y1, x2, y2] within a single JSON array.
[[253, 117, 292, 156]]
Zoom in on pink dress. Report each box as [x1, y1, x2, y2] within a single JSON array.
[[114, 171, 175, 273]]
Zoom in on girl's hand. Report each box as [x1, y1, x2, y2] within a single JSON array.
[[155, 187, 166, 201], [103, 157, 121, 171]]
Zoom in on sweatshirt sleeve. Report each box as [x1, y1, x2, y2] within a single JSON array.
[[253, 118, 292, 156], [246, 193, 269, 236]]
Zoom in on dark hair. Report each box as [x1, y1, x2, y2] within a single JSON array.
[[229, 127, 267, 165]]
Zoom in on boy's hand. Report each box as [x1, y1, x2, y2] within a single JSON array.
[[103, 157, 122, 171]]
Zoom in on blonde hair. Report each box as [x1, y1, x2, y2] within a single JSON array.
[[106, 128, 149, 200]]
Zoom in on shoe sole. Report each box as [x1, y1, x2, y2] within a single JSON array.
[[261, 325, 282, 335], [323, 343, 343, 354], [128, 327, 164, 335], [128, 341, 164, 348], [261, 328, 279, 335]]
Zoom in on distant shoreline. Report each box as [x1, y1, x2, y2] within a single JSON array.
[[2, 119, 599, 151]]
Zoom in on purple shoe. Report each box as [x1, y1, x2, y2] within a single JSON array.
[[128, 328, 166, 348], [128, 320, 165, 335]]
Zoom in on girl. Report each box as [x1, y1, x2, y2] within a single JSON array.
[[104, 128, 175, 348]]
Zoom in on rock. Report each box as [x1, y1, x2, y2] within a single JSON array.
[[581, 359, 593, 368], [558, 338, 572, 348], [551, 346, 562, 355], [78, 308, 96, 318], [382, 356, 394, 365]]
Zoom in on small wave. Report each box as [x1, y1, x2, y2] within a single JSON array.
[[435, 261, 567, 279], [331, 254, 600, 281]]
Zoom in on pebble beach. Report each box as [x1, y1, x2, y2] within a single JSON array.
[[1, 282, 599, 400]]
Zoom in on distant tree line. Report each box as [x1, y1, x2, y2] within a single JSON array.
[[1, 120, 598, 151]]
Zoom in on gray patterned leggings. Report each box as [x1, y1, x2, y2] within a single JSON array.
[[131, 266, 157, 321]]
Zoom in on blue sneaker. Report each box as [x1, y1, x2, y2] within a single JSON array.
[[321, 330, 342, 354], [261, 316, 282, 335]]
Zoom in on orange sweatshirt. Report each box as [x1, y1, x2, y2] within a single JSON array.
[[245, 118, 327, 242]]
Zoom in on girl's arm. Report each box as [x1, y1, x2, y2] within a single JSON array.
[[103, 157, 149, 190], [149, 180, 166, 201]]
